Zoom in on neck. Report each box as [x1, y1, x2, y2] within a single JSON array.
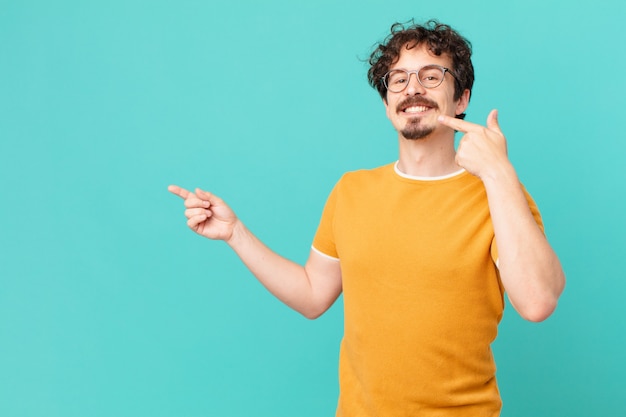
[[396, 133, 459, 177]]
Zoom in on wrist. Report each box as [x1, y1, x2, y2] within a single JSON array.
[[480, 160, 517, 186], [225, 219, 247, 247]]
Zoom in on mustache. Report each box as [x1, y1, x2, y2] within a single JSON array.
[[396, 97, 438, 112]]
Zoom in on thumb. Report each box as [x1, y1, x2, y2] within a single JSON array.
[[487, 109, 502, 133]]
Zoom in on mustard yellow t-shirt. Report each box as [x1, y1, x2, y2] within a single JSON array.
[[312, 163, 543, 417]]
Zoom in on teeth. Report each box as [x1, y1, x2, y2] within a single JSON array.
[[404, 106, 429, 113]]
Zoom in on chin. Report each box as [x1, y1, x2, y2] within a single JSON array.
[[400, 125, 435, 140]]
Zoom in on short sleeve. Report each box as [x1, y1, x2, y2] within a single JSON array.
[[312, 181, 340, 259]]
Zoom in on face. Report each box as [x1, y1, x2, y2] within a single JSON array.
[[383, 43, 470, 140]]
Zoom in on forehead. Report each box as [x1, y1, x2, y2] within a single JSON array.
[[391, 43, 452, 69]]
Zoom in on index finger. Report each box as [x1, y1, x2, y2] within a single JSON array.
[[437, 115, 480, 133], [168, 184, 192, 200]]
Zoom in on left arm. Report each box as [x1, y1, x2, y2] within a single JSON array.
[[439, 110, 565, 322]]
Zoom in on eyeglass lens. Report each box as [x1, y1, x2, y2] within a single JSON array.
[[385, 66, 446, 92]]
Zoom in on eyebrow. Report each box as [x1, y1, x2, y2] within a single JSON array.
[[389, 64, 445, 70]]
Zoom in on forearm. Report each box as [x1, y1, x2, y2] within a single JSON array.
[[482, 162, 565, 322], [225, 220, 336, 319]]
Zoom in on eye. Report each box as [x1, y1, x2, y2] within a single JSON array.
[[421, 72, 441, 82], [387, 71, 409, 86], [419, 67, 444, 86]]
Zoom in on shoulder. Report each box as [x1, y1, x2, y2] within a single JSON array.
[[337, 163, 394, 188]]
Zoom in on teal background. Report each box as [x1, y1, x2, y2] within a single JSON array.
[[1, 0, 624, 415]]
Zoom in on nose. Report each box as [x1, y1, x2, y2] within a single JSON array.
[[405, 72, 425, 95]]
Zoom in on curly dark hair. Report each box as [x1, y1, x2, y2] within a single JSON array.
[[368, 20, 474, 119]]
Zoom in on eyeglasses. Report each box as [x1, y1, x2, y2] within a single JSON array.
[[382, 65, 454, 93]]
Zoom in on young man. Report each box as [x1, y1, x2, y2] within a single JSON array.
[[169, 20, 565, 417]]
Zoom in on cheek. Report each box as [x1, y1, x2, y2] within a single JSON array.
[[440, 93, 459, 115]]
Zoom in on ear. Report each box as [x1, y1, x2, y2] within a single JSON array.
[[455, 89, 470, 116]]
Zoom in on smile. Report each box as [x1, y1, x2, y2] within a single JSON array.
[[403, 106, 431, 114], [397, 97, 439, 115]]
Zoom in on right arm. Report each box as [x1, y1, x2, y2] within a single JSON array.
[[168, 185, 342, 319]]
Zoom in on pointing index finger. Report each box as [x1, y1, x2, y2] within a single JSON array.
[[168, 184, 192, 200], [437, 115, 479, 133]]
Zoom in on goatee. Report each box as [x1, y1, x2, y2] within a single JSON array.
[[401, 118, 435, 140], [396, 96, 438, 140]]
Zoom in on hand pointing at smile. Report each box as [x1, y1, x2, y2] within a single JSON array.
[[438, 109, 509, 181]]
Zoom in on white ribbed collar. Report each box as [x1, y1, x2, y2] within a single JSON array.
[[393, 161, 466, 181]]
